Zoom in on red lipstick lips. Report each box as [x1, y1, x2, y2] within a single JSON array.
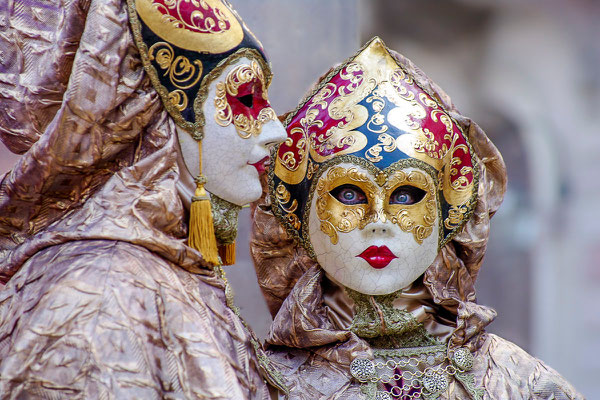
[[357, 245, 397, 269], [249, 156, 269, 175]]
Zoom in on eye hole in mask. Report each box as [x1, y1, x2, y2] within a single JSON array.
[[237, 93, 254, 108], [330, 184, 367, 205], [389, 185, 426, 205]]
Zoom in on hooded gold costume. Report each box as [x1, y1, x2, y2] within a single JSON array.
[[250, 38, 583, 399], [0, 0, 284, 397]]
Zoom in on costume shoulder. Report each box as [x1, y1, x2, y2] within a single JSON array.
[[0, 240, 266, 399], [475, 333, 584, 400]]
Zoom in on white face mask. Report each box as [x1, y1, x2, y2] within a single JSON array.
[[177, 57, 286, 206], [307, 162, 440, 295]]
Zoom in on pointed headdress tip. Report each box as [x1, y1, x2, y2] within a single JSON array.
[[363, 36, 388, 52], [356, 36, 393, 58]]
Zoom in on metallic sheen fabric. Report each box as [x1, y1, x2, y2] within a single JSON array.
[[0, 0, 273, 397], [250, 51, 583, 399]]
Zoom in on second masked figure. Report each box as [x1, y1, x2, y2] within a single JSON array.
[[251, 37, 582, 400]]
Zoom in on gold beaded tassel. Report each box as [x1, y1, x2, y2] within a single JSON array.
[[188, 140, 220, 265], [218, 243, 236, 265]]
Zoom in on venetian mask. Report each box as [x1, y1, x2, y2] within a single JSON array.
[[271, 37, 479, 295], [128, 0, 285, 206]]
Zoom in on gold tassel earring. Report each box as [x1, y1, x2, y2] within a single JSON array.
[[188, 140, 220, 265]]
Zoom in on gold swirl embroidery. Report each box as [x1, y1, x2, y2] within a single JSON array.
[[168, 89, 188, 111], [338, 62, 364, 93], [390, 68, 415, 102], [363, 88, 397, 162], [444, 204, 469, 230], [366, 95, 388, 134], [214, 60, 277, 138], [149, 42, 203, 89], [306, 159, 318, 180], [279, 133, 307, 170], [276, 183, 300, 230], [366, 133, 397, 163], [148, 42, 203, 110]]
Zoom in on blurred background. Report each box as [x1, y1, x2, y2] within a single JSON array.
[[1, 0, 598, 397]]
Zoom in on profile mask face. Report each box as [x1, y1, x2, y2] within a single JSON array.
[[128, 0, 286, 263], [271, 37, 479, 295], [128, 0, 285, 206]]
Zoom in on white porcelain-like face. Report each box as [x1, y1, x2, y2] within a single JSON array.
[[178, 56, 286, 206], [307, 163, 440, 295]]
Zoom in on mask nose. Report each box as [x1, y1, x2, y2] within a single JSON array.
[[363, 200, 392, 237], [366, 220, 393, 236], [258, 118, 286, 149]]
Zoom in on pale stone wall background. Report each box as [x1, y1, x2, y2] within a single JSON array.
[[1, 0, 598, 397]]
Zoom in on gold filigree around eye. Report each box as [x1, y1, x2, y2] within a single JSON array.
[[315, 166, 377, 244], [314, 165, 437, 246], [384, 170, 437, 244], [213, 60, 277, 138]]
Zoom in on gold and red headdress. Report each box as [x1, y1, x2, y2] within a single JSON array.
[[271, 37, 479, 251], [127, 0, 270, 139]]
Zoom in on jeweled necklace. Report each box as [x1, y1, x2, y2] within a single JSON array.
[[346, 290, 483, 400]]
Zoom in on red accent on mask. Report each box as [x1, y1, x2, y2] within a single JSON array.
[[277, 64, 365, 170], [226, 79, 271, 122], [151, 0, 232, 34]]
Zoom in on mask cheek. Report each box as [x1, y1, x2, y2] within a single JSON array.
[[308, 221, 363, 290]]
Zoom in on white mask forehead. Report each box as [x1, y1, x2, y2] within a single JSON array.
[[307, 162, 440, 295]]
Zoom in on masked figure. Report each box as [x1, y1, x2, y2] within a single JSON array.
[[0, 0, 286, 397], [251, 37, 582, 399]]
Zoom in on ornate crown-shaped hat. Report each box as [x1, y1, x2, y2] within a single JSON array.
[[271, 37, 479, 251], [127, 0, 269, 139]]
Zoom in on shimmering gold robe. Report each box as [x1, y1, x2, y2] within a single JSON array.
[[0, 0, 277, 397]]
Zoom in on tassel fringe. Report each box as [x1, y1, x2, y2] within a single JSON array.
[[188, 180, 220, 265], [188, 138, 219, 266], [218, 242, 236, 266]]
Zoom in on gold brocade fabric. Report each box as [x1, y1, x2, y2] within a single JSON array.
[[0, 0, 271, 397], [250, 51, 583, 399]]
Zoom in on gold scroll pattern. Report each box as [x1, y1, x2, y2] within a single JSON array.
[[275, 182, 301, 231], [148, 42, 203, 111], [153, 0, 231, 33], [135, 0, 243, 54]]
